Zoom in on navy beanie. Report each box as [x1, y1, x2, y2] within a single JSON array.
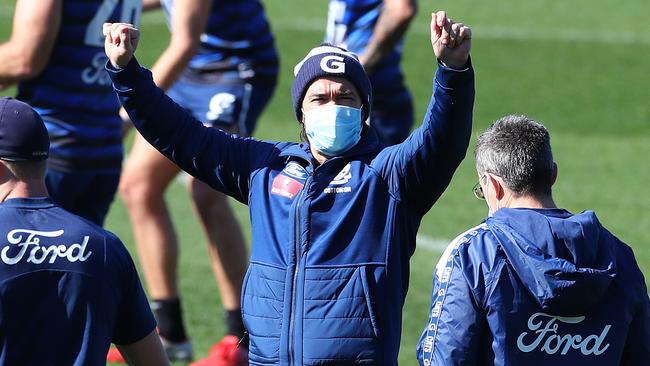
[[0, 97, 49, 161], [291, 43, 372, 122]]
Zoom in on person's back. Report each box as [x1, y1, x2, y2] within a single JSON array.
[[0, 97, 167, 366], [487, 208, 649, 364], [435, 208, 650, 365], [417, 115, 650, 365], [0, 199, 154, 365]]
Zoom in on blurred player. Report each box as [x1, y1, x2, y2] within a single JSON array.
[[325, 0, 417, 145], [0, 0, 142, 226], [110, 0, 278, 364], [0, 97, 169, 366]]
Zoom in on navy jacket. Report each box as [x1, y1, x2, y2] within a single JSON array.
[[108, 57, 474, 365], [417, 208, 650, 365]]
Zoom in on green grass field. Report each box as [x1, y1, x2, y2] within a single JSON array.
[[1, 0, 649, 364]]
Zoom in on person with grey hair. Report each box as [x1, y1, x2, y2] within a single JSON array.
[[417, 115, 650, 365]]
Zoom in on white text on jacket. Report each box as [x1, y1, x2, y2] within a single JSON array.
[[517, 312, 610, 356], [1, 229, 92, 265]]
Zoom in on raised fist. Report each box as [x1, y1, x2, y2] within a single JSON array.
[[103, 23, 140, 69], [431, 11, 472, 69]]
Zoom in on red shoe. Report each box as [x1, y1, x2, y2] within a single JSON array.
[[106, 346, 126, 363], [106, 338, 193, 363], [189, 335, 248, 366]]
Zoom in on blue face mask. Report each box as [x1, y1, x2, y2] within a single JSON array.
[[303, 105, 362, 156]]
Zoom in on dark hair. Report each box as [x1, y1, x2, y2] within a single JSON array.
[[1, 159, 47, 180], [299, 120, 308, 142], [474, 115, 554, 196]]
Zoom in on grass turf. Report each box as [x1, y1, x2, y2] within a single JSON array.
[[1, 0, 649, 364]]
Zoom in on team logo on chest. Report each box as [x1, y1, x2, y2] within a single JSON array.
[[271, 162, 307, 199], [283, 161, 308, 179], [324, 163, 353, 194]]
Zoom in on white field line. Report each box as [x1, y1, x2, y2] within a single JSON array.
[[416, 233, 449, 252], [270, 19, 650, 45], [1, 6, 647, 45], [162, 17, 650, 45]]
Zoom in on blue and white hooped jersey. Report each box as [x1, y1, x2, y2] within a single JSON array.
[[17, 0, 141, 173], [161, 0, 278, 78], [325, 0, 406, 92]]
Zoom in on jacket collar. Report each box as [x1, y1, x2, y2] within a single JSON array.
[[1, 197, 55, 208]]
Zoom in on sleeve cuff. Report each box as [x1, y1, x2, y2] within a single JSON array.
[[435, 56, 474, 90], [105, 57, 145, 92]]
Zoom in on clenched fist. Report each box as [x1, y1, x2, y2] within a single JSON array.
[[431, 11, 472, 69], [103, 23, 140, 69]]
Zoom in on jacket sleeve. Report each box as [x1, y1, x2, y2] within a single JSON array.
[[374, 60, 474, 216], [106, 58, 279, 204], [416, 240, 485, 366], [621, 279, 650, 364]]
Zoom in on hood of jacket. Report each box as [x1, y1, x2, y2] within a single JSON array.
[[486, 208, 617, 316]]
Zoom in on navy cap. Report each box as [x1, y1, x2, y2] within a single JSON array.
[[292, 43, 372, 122], [0, 97, 49, 161]]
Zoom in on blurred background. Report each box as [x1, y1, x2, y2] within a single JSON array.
[[1, 0, 649, 364]]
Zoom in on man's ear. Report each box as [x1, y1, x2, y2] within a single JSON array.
[[550, 162, 558, 186], [488, 174, 505, 200]]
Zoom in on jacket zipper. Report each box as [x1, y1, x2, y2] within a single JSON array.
[[288, 174, 311, 366]]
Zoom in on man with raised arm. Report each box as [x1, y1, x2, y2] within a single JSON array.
[[104, 11, 473, 365]]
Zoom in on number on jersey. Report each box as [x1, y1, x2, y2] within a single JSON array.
[[84, 0, 141, 47]]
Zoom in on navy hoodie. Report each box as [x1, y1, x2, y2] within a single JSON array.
[[417, 208, 650, 365]]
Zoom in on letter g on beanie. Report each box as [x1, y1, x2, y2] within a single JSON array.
[[0, 97, 49, 161], [291, 43, 372, 122]]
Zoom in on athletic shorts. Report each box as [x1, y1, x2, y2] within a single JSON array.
[[167, 69, 277, 136], [45, 168, 120, 227]]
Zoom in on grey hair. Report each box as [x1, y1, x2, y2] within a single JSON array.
[[474, 115, 554, 196]]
